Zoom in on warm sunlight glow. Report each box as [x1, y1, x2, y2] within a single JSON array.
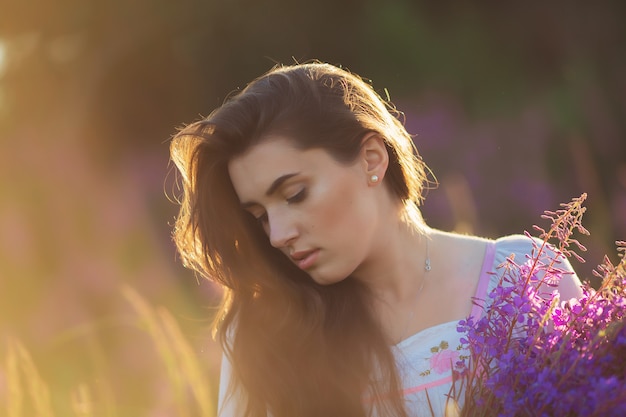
[[0, 39, 6, 115], [0, 40, 7, 79]]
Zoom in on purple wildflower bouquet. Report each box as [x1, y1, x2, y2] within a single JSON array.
[[455, 194, 626, 416]]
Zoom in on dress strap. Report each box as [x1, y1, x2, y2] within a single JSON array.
[[469, 241, 496, 320]]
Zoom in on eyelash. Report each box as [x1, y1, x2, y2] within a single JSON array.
[[286, 189, 307, 204], [251, 189, 307, 224]]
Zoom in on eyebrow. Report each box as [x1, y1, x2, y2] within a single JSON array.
[[241, 172, 300, 208]]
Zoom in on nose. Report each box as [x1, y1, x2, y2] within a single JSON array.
[[267, 210, 298, 249]]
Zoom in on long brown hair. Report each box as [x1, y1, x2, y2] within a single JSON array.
[[170, 62, 428, 416]]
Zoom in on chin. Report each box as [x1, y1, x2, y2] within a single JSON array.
[[307, 268, 351, 286]]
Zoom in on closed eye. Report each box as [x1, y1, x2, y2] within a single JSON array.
[[244, 208, 267, 225], [286, 189, 307, 204], [255, 212, 268, 224]]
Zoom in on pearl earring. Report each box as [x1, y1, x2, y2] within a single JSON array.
[[370, 174, 379, 183]]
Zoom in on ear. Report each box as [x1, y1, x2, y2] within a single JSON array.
[[359, 132, 389, 184]]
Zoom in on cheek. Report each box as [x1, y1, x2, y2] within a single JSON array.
[[312, 176, 371, 240]]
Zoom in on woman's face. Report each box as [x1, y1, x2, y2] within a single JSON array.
[[228, 136, 382, 285]]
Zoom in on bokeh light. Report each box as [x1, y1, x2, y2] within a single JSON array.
[[0, 39, 6, 78], [0, 1, 624, 415]]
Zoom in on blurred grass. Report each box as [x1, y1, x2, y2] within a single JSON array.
[[4, 337, 54, 417], [1, 286, 216, 417], [0, 3, 623, 416], [122, 285, 214, 417]]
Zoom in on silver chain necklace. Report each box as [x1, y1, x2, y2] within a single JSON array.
[[397, 236, 431, 343]]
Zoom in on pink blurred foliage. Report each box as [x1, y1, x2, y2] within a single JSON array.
[[403, 88, 625, 281], [0, 121, 220, 413]]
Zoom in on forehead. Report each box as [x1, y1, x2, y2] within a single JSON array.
[[229, 137, 301, 180], [227, 137, 333, 200]]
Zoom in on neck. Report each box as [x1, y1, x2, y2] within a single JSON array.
[[352, 207, 431, 305]]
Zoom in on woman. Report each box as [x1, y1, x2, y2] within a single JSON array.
[[169, 62, 582, 416]]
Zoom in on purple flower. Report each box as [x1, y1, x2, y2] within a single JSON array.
[[455, 195, 626, 416]]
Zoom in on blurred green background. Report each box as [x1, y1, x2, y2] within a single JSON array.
[[1, 0, 624, 415]]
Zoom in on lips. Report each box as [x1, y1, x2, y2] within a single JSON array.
[[290, 249, 319, 270]]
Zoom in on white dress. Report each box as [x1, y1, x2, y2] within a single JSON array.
[[217, 235, 577, 417]]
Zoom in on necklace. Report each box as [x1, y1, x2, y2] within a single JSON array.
[[396, 235, 431, 343], [424, 235, 432, 272]]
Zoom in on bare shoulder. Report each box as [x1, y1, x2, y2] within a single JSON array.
[[431, 230, 491, 264], [423, 230, 493, 321], [429, 230, 492, 291]]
